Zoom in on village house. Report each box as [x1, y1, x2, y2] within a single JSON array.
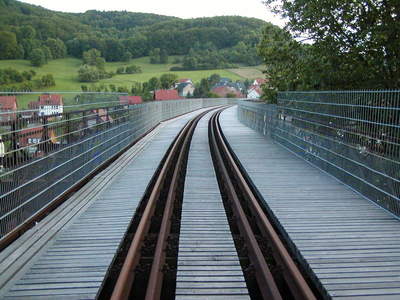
[[18, 126, 43, 156], [0, 96, 18, 122], [119, 96, 143, 105], [177, 78, 193, 85], [30, 94, 64, 117], [253, 78, 267, 86], [176, 82, 195, 97], [154, 89, 181, 101], [247, 85, 263, 99], [211, 86, 245, 98]]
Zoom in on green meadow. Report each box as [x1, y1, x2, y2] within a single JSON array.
[[0, 56, 251, 92]]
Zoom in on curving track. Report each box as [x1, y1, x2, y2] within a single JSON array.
[[104, 107, 317, 300]]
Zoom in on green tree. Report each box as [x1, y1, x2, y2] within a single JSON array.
[[125, 65, 142, 74], [116, 66, 125, 74], [160, 73, 178, 89], [45, 38, 67, 59], [208, 74, 221, 86], [18, 25, 36, 40], [42, 46, 53, 61], [148, 77, 160, 91], [149, 48, 161, 64], [77, 65, 100, 82], [109, 84, 116, 92], [0, 31, 19, 59], [95, 57, 106, 70], [38, 74, 56, 87], [264, 0, 400, 89], [30, 48, 46, 67], [122, 51, 132, 62], [160, 49, 168, 64], [194, 78, 210, 98], [82, 48, 102, 66], [131, 81, 142, 95]]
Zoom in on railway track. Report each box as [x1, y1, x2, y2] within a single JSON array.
[[100, 107, 318, 300], [209, 110, 317, 300]]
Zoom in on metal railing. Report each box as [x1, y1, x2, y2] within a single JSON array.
[[237, 91, 400, 217], [0, 93, 237, 240]]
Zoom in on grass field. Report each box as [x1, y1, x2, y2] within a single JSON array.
[[228, 65, 265, 79], [0, 56, 258, 92]]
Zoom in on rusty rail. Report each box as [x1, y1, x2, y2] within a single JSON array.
[[209, 109, 317, 300], [110, 108, 216, 300]]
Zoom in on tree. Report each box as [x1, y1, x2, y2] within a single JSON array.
[[149, 48, 161, 64], [18, 25, 36, 40], [194, 78, 210, 98], [148, 77, 160, 91], [160, 49, 168, 64], [82, 48, 102, 66], [95, 57, 106, 70], [116, 66, 125, 74], [160, 73, 178, 89], [263, 0, 400, 89], [42, 46, 53, 61], [208, 74, 221, 86], [103, 39, 125, 62], [37, 74, 56, 88], [45, 38, 67, 59], [0, 31, 19, 59], [30, 48, 46, 67], [109, 84, 116, 92], [122, 51, 132, 62], [125, 65, 142, 74], [78, 65, 100, 82]]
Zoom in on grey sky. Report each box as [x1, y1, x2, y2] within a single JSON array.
[[19, 0, 285, 27]]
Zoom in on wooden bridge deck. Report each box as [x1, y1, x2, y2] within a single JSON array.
[[0, 108, 211, 299], [176, 110, 249, 300], [219, 106, 400, 300]]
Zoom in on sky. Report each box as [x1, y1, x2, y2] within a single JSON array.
[[19, 0, 286, 27]]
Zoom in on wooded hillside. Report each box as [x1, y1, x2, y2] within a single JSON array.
[[0, 0, 267, 63]]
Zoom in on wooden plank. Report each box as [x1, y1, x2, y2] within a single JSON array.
[[1, 108, 212, 299], [219, 106, 400, 299], [176, 111, 250, 300]]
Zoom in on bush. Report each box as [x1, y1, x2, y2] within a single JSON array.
[[78, 65, 100, 82], [39, 74, 56, 87], [125, 65, 142, 74], [169, 66, 184, 71], [30, 48, 46, 67]]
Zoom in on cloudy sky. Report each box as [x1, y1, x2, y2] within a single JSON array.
[[20, 0, 285, 27]]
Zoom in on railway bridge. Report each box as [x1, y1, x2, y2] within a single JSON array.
[[0, 92, 399, 300]]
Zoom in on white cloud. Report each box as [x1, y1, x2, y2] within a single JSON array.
[[19, 0, 285, 27]]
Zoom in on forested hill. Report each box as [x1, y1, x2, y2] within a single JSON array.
[[0, 0, 268, 62]]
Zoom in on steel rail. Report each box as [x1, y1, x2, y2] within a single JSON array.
[[144, 108, 207, 300], [210, 109, 317, 300], [110, 108, 215, 300], [209, 110, 282, 300]]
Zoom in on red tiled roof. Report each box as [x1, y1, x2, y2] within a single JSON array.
[[19, 126, 43, 147], [211, 86, 244, 98], [38, 94, 63, 106], [254, 78, 267, 85], [119, 96, 143, 105], [154, 89, 180, 101], [0, 96, 17, 111], [248, 85, 262, 95]]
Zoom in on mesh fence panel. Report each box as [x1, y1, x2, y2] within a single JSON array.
[[238, 91, 400, 217], [0, 94, 236, 239]]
